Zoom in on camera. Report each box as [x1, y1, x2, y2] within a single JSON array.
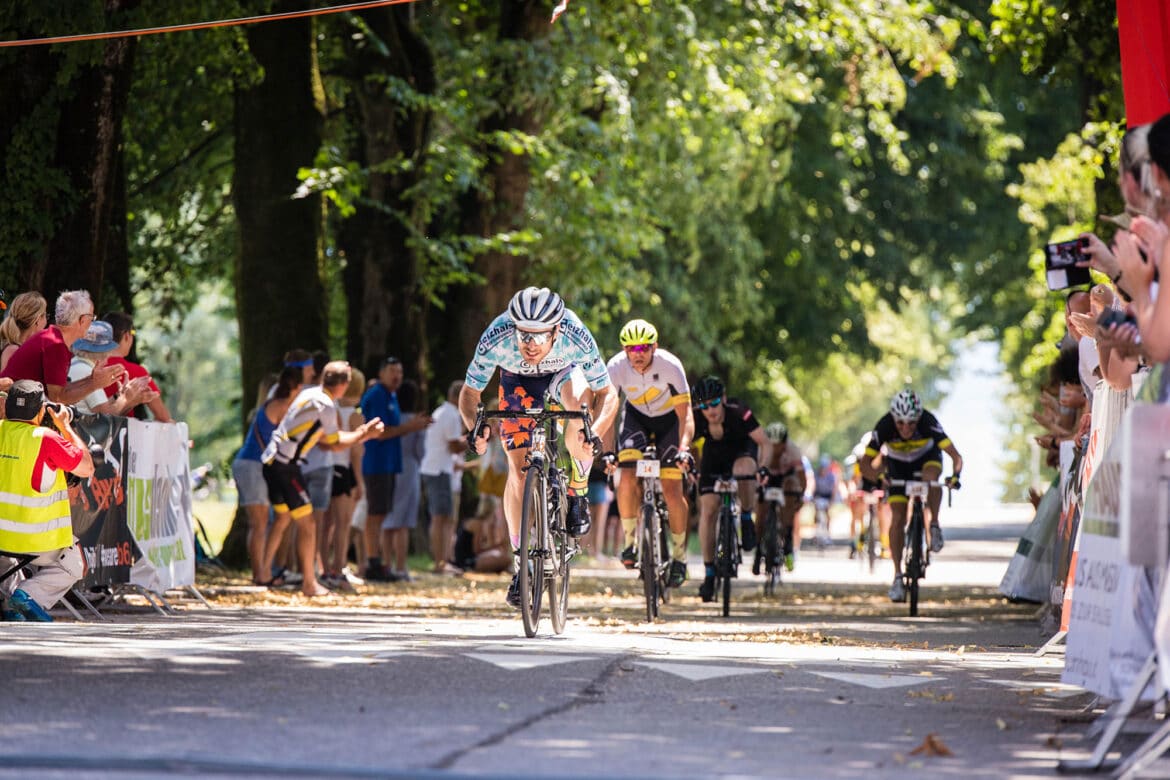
[[1097, 308, 1138, 329], [42, 401, 74, 425], [1044, 238, 1092, 290]]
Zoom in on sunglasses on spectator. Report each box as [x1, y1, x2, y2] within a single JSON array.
[[624, 344, 653, 354], [517, 329, 554, 346], [695, 397, 722, 410]]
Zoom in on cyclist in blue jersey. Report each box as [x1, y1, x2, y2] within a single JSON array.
[[859, 389, 962, 602], [460, 287, 619, 608]]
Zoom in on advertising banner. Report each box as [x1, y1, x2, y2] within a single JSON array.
[[127, 421, 195, 592], [69, 412, 135, 588]]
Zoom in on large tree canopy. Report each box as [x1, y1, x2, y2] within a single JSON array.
[[0, 0, 1123, 505]]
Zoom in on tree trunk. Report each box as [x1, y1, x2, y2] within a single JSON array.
[[0, 0, 138, 308], [233, 8, 328, 424], [339, 6, 436, 389], [224, 8, 327, 567], [455, 0, 553, 359]]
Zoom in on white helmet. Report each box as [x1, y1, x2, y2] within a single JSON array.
[[890, 389, 923, 424], [508, 287, 565, 330]]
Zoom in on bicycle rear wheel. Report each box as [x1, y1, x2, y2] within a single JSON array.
[[866, 506, 878, 573], [658, 511, 673, 604], [907, 501, 924, 617], [548, 525, 570, 635], [519, 465, 547, 636], [763, 504, 780, 597]]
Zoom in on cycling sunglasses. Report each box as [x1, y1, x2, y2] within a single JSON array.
[[695, 397, 722, 410], [516, 329, 555, 346], [624, 344, 653, 354]]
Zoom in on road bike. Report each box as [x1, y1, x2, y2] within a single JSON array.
[[859, 488, 884, 574], [633, 445, 672, 622], [759, 484, 791, 596], [469, 403, 596, 637], [712, 472, 757, 617], [887, 477, 954, 617], [811, 495, 832, 552]]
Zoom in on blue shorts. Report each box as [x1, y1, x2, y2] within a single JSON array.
[[423, 473, 454, 516], [232, 459, 268, 508], [303, 467, 334, 512]]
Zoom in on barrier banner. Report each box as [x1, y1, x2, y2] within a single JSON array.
[[1053, 441, 1082, 609], [127, 421, 194, 592], [999, 480, 1060, 604], [69, 413, 135, 587], [1063, 396, 1158, 699]]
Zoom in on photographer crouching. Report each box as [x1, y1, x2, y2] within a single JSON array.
[[0, 380, 93, 621]]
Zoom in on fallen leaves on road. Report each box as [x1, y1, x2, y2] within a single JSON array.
[[909, 734, 954, 757]]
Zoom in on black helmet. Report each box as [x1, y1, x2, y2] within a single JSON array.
[[692, 376, 724, 404]]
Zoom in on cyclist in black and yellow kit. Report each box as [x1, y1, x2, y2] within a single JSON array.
[[858, 389, 962, 603]]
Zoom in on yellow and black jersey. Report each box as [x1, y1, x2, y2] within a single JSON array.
[[864, 410, 950, 464]]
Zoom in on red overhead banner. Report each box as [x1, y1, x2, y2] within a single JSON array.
[[1118, 0, 1170, 126]]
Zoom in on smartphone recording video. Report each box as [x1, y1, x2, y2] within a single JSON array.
[[1044, 238, 1092, 291]]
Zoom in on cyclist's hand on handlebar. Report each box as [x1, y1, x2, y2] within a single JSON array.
[[576, 431, 603, 458], [675, 450, 694, 473], [466, 426, 490, 456], [600, 451, 618, 475], [945, 473, 962, 490]]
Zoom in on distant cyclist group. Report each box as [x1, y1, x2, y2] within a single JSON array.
[[462, 286, 962, 622]]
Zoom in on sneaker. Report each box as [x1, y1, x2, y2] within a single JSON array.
[[668, 559, 688, 588], [888, 575, 906, 603], [566, 495, 591, 537], [751, 548, 762, 576], [1, 609, 26, 621], [8, 589, 52, 622], [740, 516, 757, 551], [930, 523, 944, 553], [784, 553, 795, 572], [698, 576, 716, 603], [620, 544, 638, 570], [505, 572, 522, 609]]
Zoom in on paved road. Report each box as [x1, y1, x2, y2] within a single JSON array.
[[0, 503, 1086, 779]]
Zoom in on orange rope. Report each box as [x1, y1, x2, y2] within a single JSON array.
[[0, 0, 421, 48]]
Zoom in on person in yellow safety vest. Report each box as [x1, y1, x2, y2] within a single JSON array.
[[0, 379, 94, 622]]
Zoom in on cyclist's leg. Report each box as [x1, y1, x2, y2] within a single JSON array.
[[921, 459, 943, 528], [888, 500, 907, 574], [615, 417, 650, 561], [733, 454, 758, 548], [661, 476, 688, 557], [554, 366, 595, 494], [655, 417, 689, 563]]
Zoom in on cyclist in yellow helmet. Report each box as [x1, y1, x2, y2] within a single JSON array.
[[604, 318, 695, 588]]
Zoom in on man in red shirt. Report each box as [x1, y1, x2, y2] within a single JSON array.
[[1, 290, 122, 405], [0, 380, 94, 622], [101, 312, 173, 422]]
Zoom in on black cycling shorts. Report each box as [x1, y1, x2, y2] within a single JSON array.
[[886, 447, 943, 504], [616, 405, 683, 480]]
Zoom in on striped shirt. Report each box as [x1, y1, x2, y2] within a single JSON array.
[[262, 385, 340, 466]]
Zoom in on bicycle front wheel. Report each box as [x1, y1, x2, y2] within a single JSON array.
[[519, 465, 547, 637], [907, 501, 924, 617], [641, 508, 657, 622], [762, 504, 779, 596], [719, 507, 735, 617]]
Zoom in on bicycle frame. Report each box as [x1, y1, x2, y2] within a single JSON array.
[[886, 478, 950, 617], [470, 402, 596, 636], [711, 472, 757, 617], [635, 445, 671, 621], [761, 486, 786, 596]]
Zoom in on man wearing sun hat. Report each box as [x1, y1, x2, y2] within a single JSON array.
[[0, 380, 94, 621], [67, 320, 158, 416]]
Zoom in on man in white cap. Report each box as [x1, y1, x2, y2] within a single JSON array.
[[68, 320, 157, 416]]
